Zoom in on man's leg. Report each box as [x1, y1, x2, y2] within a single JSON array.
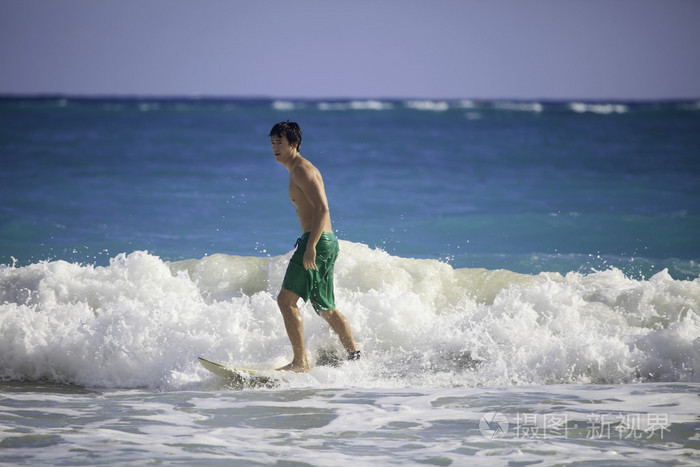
[[319, 308, 358, 355], [277, 288, 310, 372]]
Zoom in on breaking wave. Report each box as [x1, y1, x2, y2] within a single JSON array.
[[1, 242, 698, 389]]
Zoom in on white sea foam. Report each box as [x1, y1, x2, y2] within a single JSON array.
[[317, 100, 393, 111], [2, 383, 695, 465], [349, 100, 393, 111], [678, 101, 700, 111], [137, 102, 160, 112], [569, 102, 628, 114], [271, 100, 297, 111], [457, 99, 477, 108], [493, 101, 544, 113], [404, 100, 450, 111], [1, 243, 698, 389]]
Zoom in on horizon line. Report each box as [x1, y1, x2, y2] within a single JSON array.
[[1, 93, 699, 104]]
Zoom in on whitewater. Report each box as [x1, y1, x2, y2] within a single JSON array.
[[2, 241, 699, 389]]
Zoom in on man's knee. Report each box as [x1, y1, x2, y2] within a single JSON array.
[[277, 289, 300, 312], [318, 308, 340, 321]]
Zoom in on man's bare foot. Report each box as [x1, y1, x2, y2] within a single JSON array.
[[276, 361, 310, 373]]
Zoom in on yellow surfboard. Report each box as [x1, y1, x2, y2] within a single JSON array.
[[198, 357, 278, 388]]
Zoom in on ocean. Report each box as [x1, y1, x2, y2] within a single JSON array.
[[1, 97, 699, 465]]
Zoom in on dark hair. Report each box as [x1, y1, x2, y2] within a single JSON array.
[[269, 121, 302, 151]]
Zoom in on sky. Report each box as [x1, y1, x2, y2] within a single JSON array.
[[1, 0, 699, 100]]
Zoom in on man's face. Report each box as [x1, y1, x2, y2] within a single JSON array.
[[271, 135, 295, 163]]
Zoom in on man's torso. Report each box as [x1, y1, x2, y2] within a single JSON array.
[[289, 159, 333, 233]]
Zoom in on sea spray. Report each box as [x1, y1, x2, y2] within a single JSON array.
[[1, 243, 698, 389]]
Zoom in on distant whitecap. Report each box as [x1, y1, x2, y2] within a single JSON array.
[[493, 101, 544, 113], [317, 100, 393, 111], [569, 102, 627, 114], [272, 101, 296, 111], [349, 100, 393, 111], [404, 100, 450, 111], [457, 100, 477, 109], [138, 102, 160, 112]]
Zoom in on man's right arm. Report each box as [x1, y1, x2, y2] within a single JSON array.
[[293, 165, 330, 270]]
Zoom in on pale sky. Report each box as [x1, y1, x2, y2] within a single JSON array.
[[1, 0, 699, 100]]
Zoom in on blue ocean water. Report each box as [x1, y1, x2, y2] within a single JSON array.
[[1, 98, 699, 465], [1, 97, 698, 278]]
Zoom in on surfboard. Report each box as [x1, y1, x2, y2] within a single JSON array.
[[198, 357, 278, 388]]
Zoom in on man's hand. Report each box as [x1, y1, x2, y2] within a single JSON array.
[[303, 245, 317, 270]]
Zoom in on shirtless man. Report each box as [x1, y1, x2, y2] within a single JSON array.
[[269, 121, 360, 372]]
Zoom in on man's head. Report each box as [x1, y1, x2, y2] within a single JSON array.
[[269, 121, 302, 152]]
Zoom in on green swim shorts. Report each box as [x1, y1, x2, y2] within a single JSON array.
[[282, 232, 339, 313]]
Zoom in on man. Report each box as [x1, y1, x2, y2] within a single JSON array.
[[269, 121, 360, 372]]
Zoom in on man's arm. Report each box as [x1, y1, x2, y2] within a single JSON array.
[[292, 165, 330, 270]]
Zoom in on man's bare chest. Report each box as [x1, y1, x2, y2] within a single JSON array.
[[289, 179, 305, 208]]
